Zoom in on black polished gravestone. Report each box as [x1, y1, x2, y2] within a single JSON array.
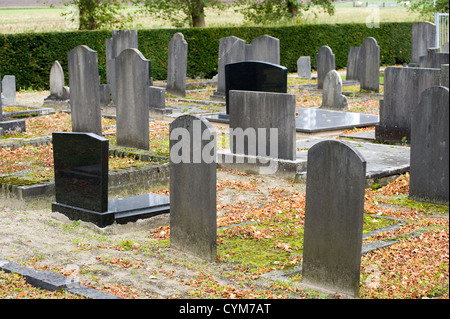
[[51, 132, 169, 227], [224, 61, 288, 114]]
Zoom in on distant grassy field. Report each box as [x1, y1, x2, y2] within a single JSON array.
[[0, 3, 422, 34]]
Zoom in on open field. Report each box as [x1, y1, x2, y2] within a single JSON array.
[[0, 4, 422, 34]]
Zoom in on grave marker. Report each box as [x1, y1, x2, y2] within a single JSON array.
[[67, 45, 102, 135], [229, 90, 296, 161], [358, 37, 380, 92], [320, 70, 348, 110], [302, 140, 366, 298], [316, 46, 335, 89], [115, 48, 150, 150], [376, 66, 441, 143], [167, 32, 188, 97], [224, 61, 288, 114], [410, 86, 449, 205], [48, 61, 69, 100], [246, 35, 280, 65], [2, 75, 16, 106], [297, 56, 311, 79], [169, 115, 217, 261], [410, 22, 436, 67], [346, 47, 360, 81], [216, 36, 246, 94]]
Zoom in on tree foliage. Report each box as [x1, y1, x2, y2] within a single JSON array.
[[134, 0, 224, 28], [403, 0, 449, 20], [57, 0, 133, 30], [236, 0, 336, 25]]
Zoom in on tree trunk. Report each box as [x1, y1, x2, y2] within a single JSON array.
[[78, 0, 98, 30], [286, 0, 299, 18], [190, 0, 206, 27]]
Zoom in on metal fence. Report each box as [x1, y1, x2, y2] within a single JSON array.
[[435, 12, 449, 50]]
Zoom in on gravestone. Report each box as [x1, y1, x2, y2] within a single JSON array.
[[229, 90, 296, 161], [419, 47, 449, 68], [346, 46, 360, 81], [2, 75, 16, 106], [316, 46, 335, 89], [302, 140, 366, 298], [358, 37, 380, 92], [410, 22, 436, 67], [297, 56, 311, 79], [47, 61, 69, 100], [67, 45, 102, 135], [52, 132, 170, 227], [320, 70, 348, 110], [106, 30, 139, 103], [115, 48, 150, 150], [441, 64, 449, 88], [216, 36, 246, 94], [245, 35, 280, 65], [224, 61, 288, 114], [169, 115, 217, 262], [166, 32, 188, 97], [149, 86, 165, 109], [376, 66, 441, 143], [410, 86, 449, 205], [0, 72, 26, 134]]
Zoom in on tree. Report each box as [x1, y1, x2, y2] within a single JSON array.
[[404, 0, 449, 20], [57, 0, 133, 30], [236, 0, 336, 25], [135, 0, 224, 28]]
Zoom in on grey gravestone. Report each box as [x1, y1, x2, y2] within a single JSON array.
[[2, 75, 16, 106], [229, 90, 296, 161], [320, 70, 348, 110], [48, 61, 69, 100], [224, 61, 288, 114], [443, 42, 449, 53], [149, 86, 165, 109], [410, 22, 436, 67], [297, 56, 311, 79], [441, 64, 449, 88], [302, 140, 366, 298], [115, 48, 150, 150], [246, 35, 280, 65], [410, 86, 449, 205], [106, 30, 139, 103], [169, 115, 217, 262], [216, 36, 246, 94], [52, 132, 170, 227], [98, 84, 111, 105], [376, 66, 441, 143], [166, 32, 188, 97], [419, 47, 449, 68], [68, 45, 102, 135], [358, 37, 380, 92], [346, 46, 360, 81], [316, 46, 335, 89]]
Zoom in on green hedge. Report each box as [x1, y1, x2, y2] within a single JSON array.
[[0, 23, 412, 90]]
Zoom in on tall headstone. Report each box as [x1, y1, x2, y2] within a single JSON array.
[[410, 86, 449, 205], [320, 70, 348, 110], [346, 46, 360, 81], [224, 61, 288, 114], [246, 35, 280, 65], [67, 45, 102, 135], [169, 115, 217, 262], [166, 32, 188, 97], [302, 140, 366, 298], [106, 30, 139, 103], [375, 66, 441, 143], [229, 90, 296, 161], [216, 36, 246, 94], [297, 56, 311, 79], [358, 37, 380, 92], [2, 75, 16, 106], [115, 48, 150, 150], [410, 22, 436, 67], [316, 46, 335, 89]]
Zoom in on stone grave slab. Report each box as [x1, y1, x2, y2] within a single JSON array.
[[202, 107, 379, 133], [51, 132, 170, 228]]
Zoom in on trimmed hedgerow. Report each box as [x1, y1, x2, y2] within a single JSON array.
[[0, 23, 412, 90]]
